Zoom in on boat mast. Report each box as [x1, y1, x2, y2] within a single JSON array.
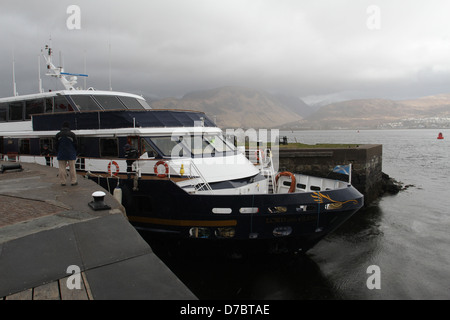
[[41, 44, 88, 91], [38, 55, 43, 93], [12, 49, 18, 96]]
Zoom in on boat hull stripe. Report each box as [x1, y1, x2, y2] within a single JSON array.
[[127, 216, 237, 227]]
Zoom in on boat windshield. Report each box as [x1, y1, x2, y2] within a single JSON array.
[[94, 95, 126, 110], [70, 95, 101, 111], [147, 134, 236, 158], [68, 95, 150, 110]]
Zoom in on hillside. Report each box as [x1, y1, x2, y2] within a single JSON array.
[[149, 87, 450, 130], [150, 86, 309, 128], [283, 95, 450, 129]]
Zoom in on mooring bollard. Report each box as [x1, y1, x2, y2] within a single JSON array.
[[0, 163, 23, 174], [88, 191, 111, 211]]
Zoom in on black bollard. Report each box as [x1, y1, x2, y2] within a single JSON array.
[[88, 191, 111, 211], [0, 163, 23, 174]]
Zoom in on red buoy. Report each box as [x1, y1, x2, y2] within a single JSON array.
[[437, 132, 444, 139]]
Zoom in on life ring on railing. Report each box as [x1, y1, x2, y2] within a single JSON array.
[[275, 171, 296, 193], [107, 161, 120, 176], [154, 160, 169, 178]]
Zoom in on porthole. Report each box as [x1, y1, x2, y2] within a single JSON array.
[[212, 208, 232, 214], [273, 226, 292, 237], [215, 227, 236, 238], [189, 227, 211, 238], [239, 207, 259, 214], [268, 206, 287, 214]]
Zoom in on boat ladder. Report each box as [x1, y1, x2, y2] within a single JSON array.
[[186, 160, 213, 193], [260, 150, 277, 194]]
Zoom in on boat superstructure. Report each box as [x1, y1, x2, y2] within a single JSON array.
[[0, 45, 363, 254]]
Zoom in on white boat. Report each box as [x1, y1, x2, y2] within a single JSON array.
[[0, 45, 363, 254]]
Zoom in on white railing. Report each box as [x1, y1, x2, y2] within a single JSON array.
[[170, 159, 213, 193]]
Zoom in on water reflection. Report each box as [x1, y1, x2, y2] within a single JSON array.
[[331, 202, 384, 242], [307, 204, 385, 300], [149, 243, 338, 300], [139, 204, 383, 300]]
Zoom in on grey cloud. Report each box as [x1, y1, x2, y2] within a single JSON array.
[[2, 0, 450, 102]]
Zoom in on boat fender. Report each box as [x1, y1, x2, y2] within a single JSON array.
[[154, 160, 169, 178], [113, 186, 122, 204], [275, 171, 296, 193], [107, 161, 120, 176]]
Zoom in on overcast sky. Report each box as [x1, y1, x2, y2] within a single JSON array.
[[2, 0, 450, 104]]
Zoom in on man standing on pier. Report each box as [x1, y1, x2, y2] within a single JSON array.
[[55, 121, 78, 186], [124, 143, 139, 179]]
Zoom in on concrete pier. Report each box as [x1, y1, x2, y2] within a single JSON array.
[[0, 161, 196, 300]]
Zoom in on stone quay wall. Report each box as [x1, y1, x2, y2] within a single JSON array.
[[277, 144, 383, 206]]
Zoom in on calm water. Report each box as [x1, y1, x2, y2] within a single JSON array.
[[149, 129, 450, 300]]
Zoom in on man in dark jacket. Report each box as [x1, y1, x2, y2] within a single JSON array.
[[124, 144, 139, 178], [55, 121, 78, 186], [41, 144, 54, 166]]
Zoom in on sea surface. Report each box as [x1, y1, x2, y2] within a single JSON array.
[[148, 129, 450, 300]]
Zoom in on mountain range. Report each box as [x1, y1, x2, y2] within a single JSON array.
[[148, 87, 450, 129], [149, 86, 311, 128]]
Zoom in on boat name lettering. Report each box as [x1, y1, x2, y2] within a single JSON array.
[[265, 216, 316, 224]]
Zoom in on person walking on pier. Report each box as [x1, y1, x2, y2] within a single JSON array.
[[55, 121, 78, 186]]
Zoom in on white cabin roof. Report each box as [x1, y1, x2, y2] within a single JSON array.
[[0, 89, 146, 104]]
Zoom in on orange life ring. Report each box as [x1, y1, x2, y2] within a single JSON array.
[[154, 160, 169, 178], [275, 171, 296, 193], [107, 161, 120, 176]]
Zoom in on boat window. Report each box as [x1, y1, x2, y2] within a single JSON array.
[[150, 136, 182, 157], [0, 103, 7, 121], [204, 134, 235, 152], [296, 183, 307, 190], [184, 135, 212, 155], [325, 203, 343, 210], [138, 99, 151, 109], [25, 99, 45, 119], [9, 101, 23, 121], [239, 207, 259, 214], [180, 134, 236, 156], [215, 227, 235, 238], [118, 96, 145, 110], [100, 138, 118, 157], [140, 138, 158, 158], [70, 95, 101, 111], [273, 226, 292, 237], [94, 95, 126, 110], [39, 138, 54, 154], [268, 206, 287, 214], [19, 139, 30, 154], [212, 208, 232, 214], [189, 227, 211, 238], [45, 98, 54, 113], [148, 134, 235, 158], [54, 96, 75, 112]]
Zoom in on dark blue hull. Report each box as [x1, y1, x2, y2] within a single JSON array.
[[94, 177, 363, 254]]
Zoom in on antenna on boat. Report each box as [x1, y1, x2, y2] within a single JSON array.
[[41, 44, 88, 91], [83, 50, 87, 90], [108, 42, 112, 91], [38, 55, 43, 93], [12, 49, 18, 96]]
